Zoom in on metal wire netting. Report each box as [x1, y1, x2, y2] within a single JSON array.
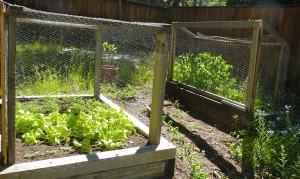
[[172, 26, 286, 105], [9, 6, 169, 104], [174, 27, 252, 104]]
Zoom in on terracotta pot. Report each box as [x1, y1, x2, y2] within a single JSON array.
[[100, 65, 118, 83]]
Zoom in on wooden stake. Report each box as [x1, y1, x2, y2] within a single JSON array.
[[0, 2, 7, 166], [94, 27, 102, 100], [7, 8, 17, 165], [149, 33, 168, 145], [245, 20, 263, 113]]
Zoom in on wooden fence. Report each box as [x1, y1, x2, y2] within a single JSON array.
[[6, 0, 167, 22], [5, 0, 300, 91]]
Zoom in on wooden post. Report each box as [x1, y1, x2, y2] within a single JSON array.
[[94, 27, 102, 100], [148, 33, 168, 145], [274, 44, 289, 105], [245, 20, 263, 113], [7, 7, 17, 165], [0, 2, 7, 166], [167, 24, 176, 80]]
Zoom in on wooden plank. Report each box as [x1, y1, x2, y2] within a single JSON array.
[[13, 94, 94, 103], [176, 82, 246, 110], [149, 33, 168, 145], [165, 81, 252, 129], [0, 2, 7, 166], [7, 8, 17, 165], [94, 27, 102, 100], [0, 143, 175, 179], [65, 161, 165, 179], [245, 20, 262, 113], [263, 21, 286, 44], [17, 18, 98, 29], [167, 25, 176, 80], [173, 20, 260, 29]]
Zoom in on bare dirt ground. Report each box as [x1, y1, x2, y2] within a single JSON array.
[[121, 88, 254, 179]]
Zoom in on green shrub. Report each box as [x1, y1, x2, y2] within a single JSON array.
[[230, 106, 300, 178]]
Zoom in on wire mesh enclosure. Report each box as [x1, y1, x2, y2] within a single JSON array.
[[1, 4, 172, 169], [168, 21, 289, 113]]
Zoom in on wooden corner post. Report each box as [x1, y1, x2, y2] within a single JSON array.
[[149, 32, 168, 145], [245, 20, 263, 114], [94, 27, 102, 100], [1, 2, 7, 166], [7, 7, 17, 165], [167, 24, 176, 80]]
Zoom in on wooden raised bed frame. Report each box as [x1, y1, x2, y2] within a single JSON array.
[[0, 94, 176, 179], [0, 4, 175, 178]]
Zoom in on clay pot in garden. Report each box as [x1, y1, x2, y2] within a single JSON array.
[[100, 65, 118, 83]]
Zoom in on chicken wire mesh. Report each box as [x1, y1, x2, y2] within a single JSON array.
[[6, 5, 169, 105], [171, 25, 287, 106]]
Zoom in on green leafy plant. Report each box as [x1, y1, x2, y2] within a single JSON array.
[[173, 52, 245, 103], [229, 105, 300, 178], [16, 98, 136, 153], [102, 41, 117, 66]]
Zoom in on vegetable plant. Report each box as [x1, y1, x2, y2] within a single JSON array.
[[16, 97, 136, 153], [173, 52, 245, 103]]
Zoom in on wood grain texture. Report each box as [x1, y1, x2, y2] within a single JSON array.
[[7, 8, 17, 165], [94, 27, 102, 100], [0, 145, 175, 179], [245, 20, 262, 113], [0, 2, 7, 166], [149, 33, 168, 145], [166, 81, 252, 128]]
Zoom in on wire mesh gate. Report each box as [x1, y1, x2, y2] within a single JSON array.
[[167, 21, 289, 113]]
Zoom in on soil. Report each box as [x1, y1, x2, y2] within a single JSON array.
[[120, 88, 255, 178], [15, 132, 148, 164], [15, 87, 255, 178]]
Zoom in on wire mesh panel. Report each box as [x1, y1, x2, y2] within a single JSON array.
[[16, 20, 97, 95], [170, 21, 288, 109], [173, 26, 253, 104], [100, 27, 157, 101], [8, 6, 168, 104]]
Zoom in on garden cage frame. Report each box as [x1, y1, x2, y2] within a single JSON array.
[[167, 20, 289, 115], [0, 3, 176, 178]]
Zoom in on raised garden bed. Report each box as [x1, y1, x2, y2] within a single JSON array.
[[165, 81, 252, 129], [0, 95, 176, 178]]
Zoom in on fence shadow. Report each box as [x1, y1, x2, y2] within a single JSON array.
[[164, 114, 254, 178]]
